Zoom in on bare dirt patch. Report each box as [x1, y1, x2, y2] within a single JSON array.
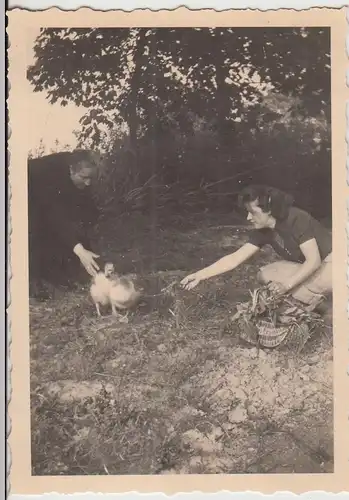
[[30, 219, 333, 475]]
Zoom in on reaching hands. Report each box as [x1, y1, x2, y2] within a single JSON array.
[[181, 270, 291, 297], [181, 271, 291, 299], [73, 244, 100, 277], [180, 272, 203, 290]]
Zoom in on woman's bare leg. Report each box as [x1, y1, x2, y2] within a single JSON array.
[[258, 258, 332, 307]]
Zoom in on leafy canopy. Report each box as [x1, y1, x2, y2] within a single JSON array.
[[28, 27, 330, 147]]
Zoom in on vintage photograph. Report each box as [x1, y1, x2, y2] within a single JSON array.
[[24, 24, 335, 477]]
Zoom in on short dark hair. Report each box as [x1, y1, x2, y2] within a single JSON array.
[[238, 184, 294, 220], [69, 149, 102, 173]]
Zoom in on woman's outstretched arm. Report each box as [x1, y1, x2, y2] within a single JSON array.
[[181, 243, 260, 290]]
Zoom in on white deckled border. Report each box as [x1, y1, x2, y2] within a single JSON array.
[[6, 0, 349, 11], [6, 2, 349, 500]]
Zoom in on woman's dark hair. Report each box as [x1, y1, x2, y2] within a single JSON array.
[[70, 149, 102, 171], [238, 185, 295, 220]]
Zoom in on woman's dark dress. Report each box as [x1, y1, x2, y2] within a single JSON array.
[[28, 152, 99, 292]]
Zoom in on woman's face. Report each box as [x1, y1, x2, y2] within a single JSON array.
[[70, 161, 97, 190], [245, 199, 273, 229]]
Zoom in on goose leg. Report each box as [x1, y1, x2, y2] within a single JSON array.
[[121, 311, 129, 323], [95, 302, 102, 317], [111, 304, 129, 323], [111, 303, 119, 317]]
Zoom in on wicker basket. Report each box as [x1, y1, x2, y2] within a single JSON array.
[[256, 320, 290, 348], [231, 287, 318, 351], [237, 317, 259, 345]]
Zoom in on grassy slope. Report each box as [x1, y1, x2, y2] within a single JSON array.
[[30, 215, 333, 475]]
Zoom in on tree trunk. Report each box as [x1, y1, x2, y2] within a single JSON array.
[[127, 29, 147, 183]]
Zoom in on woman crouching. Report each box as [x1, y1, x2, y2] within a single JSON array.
[[181, 185, 332, 312]]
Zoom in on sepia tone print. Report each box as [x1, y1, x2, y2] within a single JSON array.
[[7, 7, 349, 496]]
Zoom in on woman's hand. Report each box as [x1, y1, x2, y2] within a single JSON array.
[[73, 244, 100, 277], [79, 249, 100, 277], [180, 272, 203, 290], [267, 281, 289, 297], [180, 244, 260, 291]]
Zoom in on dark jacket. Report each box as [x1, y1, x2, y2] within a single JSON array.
[[28, 152, 99, 287], [28, 152, 99, 252]]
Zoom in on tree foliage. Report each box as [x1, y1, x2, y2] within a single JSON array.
[[28, 27, 330, 147], [28, 27, 331, 219]]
